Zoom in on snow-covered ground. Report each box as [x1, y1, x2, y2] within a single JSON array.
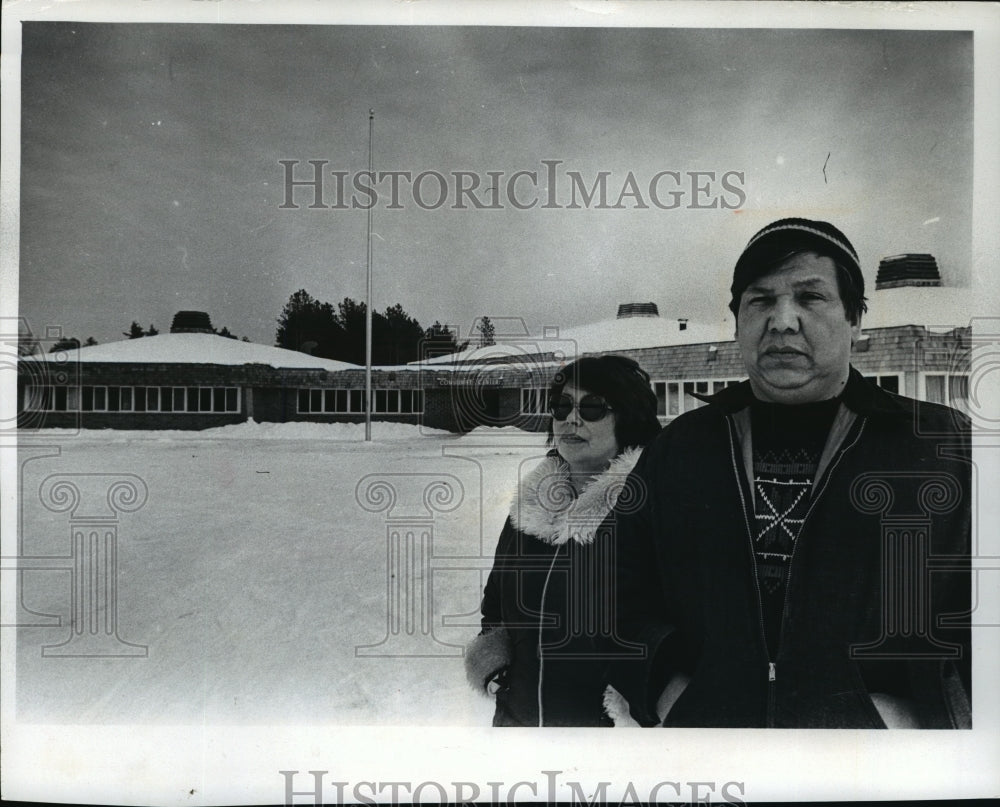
[[15, 422, 551, 725]]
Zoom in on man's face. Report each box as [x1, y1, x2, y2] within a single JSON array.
[[736, 251, 860, 404]]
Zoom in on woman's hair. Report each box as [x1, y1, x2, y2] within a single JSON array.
[[546, 355, 661, 451]]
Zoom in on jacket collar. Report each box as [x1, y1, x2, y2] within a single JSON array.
[[509, 447, 643, 545], [703, 366, 906, 417]]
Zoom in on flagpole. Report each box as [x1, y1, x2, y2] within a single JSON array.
[[365, 108, 374, 442]]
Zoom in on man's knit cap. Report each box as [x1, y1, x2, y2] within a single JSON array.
[[730, 218, 864, 306]]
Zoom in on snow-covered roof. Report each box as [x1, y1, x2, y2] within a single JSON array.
[[38, 332, 358, 371], [861, 286, 972, 331], [558, 315, 735, 353], [414, 316, 735, 366]]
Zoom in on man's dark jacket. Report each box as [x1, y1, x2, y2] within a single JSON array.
[[606, 368, 972, 728]]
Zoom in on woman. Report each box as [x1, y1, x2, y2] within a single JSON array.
[[465, 355, 661, 726]]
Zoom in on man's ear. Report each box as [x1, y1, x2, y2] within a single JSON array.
[[850, 316, 862, 345]]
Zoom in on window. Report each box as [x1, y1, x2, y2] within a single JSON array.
[[26, 385, 239, 414], [924, 373, 969, 412], [865, 374, 901, 394], [24, 385, 240, 414], [297, 387, 421, 414], [652, 378, 742, 420], [949, 375, 969, 411], [521, 387, 548, 415], [653, 382, 667, 417], [24, 385, 53, 411]]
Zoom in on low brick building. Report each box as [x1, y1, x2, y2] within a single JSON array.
[[18, 263, 973, 433]]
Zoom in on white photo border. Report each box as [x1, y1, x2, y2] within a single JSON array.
[[2, 1, 999, 804]]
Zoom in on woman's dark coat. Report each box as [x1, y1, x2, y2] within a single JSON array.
[[465, 449, 641, 727]]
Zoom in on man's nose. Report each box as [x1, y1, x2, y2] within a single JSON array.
[[768, 297, 800, 332]]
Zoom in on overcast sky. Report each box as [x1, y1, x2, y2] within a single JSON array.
[[18, 23, 972, 346]]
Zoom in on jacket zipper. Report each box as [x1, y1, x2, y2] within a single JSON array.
[[727, 413, 867, 727], [774, 417, 868, 656], [726, 416, 776, 725]]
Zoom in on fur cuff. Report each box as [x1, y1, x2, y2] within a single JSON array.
[[603, 684, 639, 727], [464, 628, 511, 693]]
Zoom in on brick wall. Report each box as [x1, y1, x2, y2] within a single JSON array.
[[422, 388, 461, 432], [17, 326, 970, 432]]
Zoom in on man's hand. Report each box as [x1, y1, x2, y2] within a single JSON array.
[[656, 671, 692, 724]]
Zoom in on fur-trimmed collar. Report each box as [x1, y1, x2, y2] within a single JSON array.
[[509, 447, 643, 545]]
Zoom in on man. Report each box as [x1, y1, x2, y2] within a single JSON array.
[[607, 218, 971, 728]]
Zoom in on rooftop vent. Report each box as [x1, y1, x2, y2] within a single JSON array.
[[170, 310, 215, 334], [616, 302, 659, 319], [875, 254, 942, 290]]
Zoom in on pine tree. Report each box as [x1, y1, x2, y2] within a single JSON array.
[[335, 296, 368, 365], [422, 321, 464, 357], [276, 290, 449, 365], [275, 289, 346, 359], [476, 316, 496, 347], [123, 321, 145, 339], [50, 337, 80, 352], [377, 303, 424, 365]]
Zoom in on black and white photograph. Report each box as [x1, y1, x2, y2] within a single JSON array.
[[2, 0, 999, 804]]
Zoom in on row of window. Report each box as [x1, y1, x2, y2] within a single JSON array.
[[520, 388, 549, 416], [520, 379, 743, 419], [24, 385, 241, 413], [296, 388, 424, 414], [518, 373, 969, 419], [23, 384, 428, 415], [864, 372, 971, 412], [653, 379, 742, 417], [22, 375, 971, 418]]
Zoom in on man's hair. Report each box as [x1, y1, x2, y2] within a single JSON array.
[[546, 355, 661, 451]]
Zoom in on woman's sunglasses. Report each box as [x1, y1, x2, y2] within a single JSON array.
[[549, 393, 613, 422]]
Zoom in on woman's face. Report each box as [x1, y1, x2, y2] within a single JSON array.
[[551, 384, 620, 475]]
